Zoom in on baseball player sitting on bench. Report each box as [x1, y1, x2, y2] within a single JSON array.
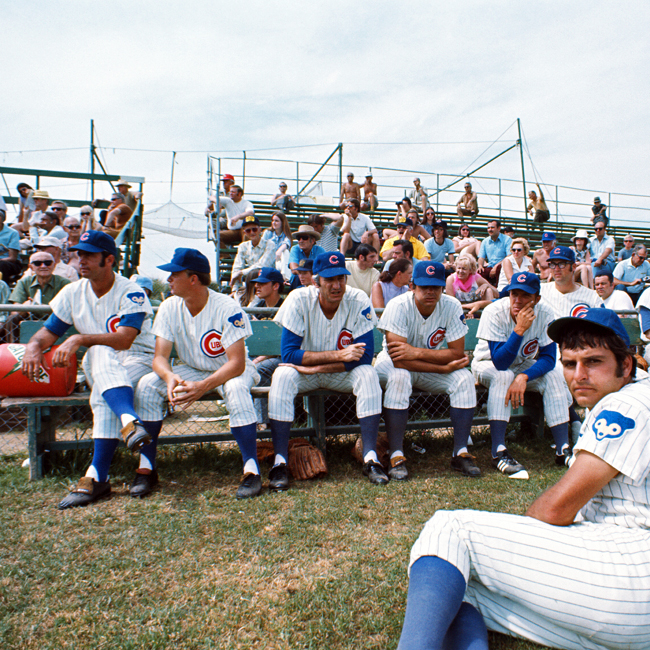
[[471, 271, 570, 478], [21, 231, 155, 509], [268, 251, 388, 490], [376, 261, 478, 479], [134, 249, 263, 499], [397, 308, 650, 650]]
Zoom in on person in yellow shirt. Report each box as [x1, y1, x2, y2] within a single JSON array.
[[380, 217, 429, 262]]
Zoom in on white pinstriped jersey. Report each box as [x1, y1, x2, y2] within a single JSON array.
[[574, 377, 650, 529], [153, 290, 252, 372], [49, 273, 154, 355], [540, 282, 602, 319], [472, 297, 554, 367], [274, 285, 376, 351], [377, 292, 467, 351]]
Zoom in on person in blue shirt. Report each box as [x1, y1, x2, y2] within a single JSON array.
[[288, 225, 325, 290], [0, 210, 23, 281], [477, 219, 512, 286], [589, 221, 616, 274], [423, 220, 455, 272], [613, 244, 650, 306]]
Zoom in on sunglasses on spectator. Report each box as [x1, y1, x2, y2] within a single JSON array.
[[635, 254, 647, 261], [51, 207, 65, 211], [296, 235, 313, 241], [594, 227, 604, 231], [512, 248, 524, 252], [548, 261, 570, 269], [243, 227, 259, 234], [80, 212, 92, 216], [65, 225, 81, 230], [32, 260, 53, 267]]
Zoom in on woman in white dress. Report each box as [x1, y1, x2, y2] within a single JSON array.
[[497, 237, 533, 293]]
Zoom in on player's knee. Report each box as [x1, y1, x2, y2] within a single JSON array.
[[386, 367, 412, 395]]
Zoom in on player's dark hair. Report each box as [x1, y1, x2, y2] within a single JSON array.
[[185, 270, 211, 286], [558, 322, 636, 378], [393, 239, 414, 259], [379, 258, 412, 283], [99, 251, 117, 268], [355, 243, 377, 260]]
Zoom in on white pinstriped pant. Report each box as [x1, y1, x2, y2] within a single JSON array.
[[375, 352, 476, 410], [134, 362, 260, 428], [81, 346, 154, 440], [472, 358, 570, 426], [409, 509, 650, 650], [268, 364, 382, 422]]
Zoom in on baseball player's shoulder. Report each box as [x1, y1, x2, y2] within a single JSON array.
[[481, 296, 509, 319], [274, 286, 314, 324], [344, 285, 373, 307], [535, 299, 556, 323], [539, 282, 557, 299], [438, 293, 463, 312], [207, 288, 242, 313]]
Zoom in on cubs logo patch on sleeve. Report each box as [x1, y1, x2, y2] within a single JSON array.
[[361, 306, 373, 321], [127, 292, 146, 306], [522, 339, 539, 357], [227, 313, 246, 329], [337, 328, 353, 349], [592, 410, 635, 441], [570, 303, 591, 318], [200, 330, 225, 357], [459, 313, 466, 324], [427, 328, 446, 349], [106, 315, 121, 333]]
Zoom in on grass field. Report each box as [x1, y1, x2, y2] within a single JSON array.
[[0, 427, 557, 650]]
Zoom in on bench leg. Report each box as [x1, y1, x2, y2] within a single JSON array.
[[28, 406, 44, 481], [305, 395, 327, 452]]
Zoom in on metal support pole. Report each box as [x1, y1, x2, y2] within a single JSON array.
[[608, 191, 612, 226], [517, 118, 528, 230], [90, 119, 95, 202], [498, 178, 502, 218], [338, 143, 343, 200], [242, 151, 246, 192]]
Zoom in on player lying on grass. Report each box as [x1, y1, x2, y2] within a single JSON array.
[[397, 308, 650, 650]]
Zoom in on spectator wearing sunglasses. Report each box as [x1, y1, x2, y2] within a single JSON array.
[[24, 236, 79, 282], [612, 245, 650, 306], [79, 205, 101, 234], [230, 216, 275, 297], [589, 221, 616, 274], [62, 216, 83, 271]]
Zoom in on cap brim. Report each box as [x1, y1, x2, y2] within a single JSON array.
[[503, 282, 538, 294], [547, 315, 629, 346], [69, 242, 109, 254], [413, 278, 445, 287], [157, 262, 186, 272], [317, 268, 350, 278]]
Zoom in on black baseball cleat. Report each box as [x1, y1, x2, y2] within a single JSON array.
[[387, 456, 409, 481], [129, 470, 159, 498], [363, 460, 389, 485], [269, 464, 290, 492], [492, 450, 529, 480], [451, 453, 481, 477], [236, 473, 262, 499], [58, 477, 111, 510], [121, 420, 152, 453], [555, 447, 572, 467]]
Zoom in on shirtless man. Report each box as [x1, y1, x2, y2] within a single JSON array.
[[339, 173, 361, 209], [360, 173, 378, 211], [527, 183, 550, 223], [102, 193, 133, 238], [456, 182, 479, 219], [532, 232, 556, 281]]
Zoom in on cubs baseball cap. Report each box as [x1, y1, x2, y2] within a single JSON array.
[[252, 267, 284, 285], [548, 308, 630, 347], [541, 232, 556, 241], [313, 251, 350, 278], [397, 218, 413, 227], [412, 261, 445, 287], [241, 215, 260, 228], [548, 245, 575, 263], [504, 271, 540, 295], [69, 230, 118, 257], [297, 259, 314, 271], [158, 248, 211, 274]]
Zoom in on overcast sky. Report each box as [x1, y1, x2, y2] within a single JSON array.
[[3, 1, 649, 223]]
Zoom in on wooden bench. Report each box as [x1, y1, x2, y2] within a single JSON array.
[[5, 316, 561, 480]]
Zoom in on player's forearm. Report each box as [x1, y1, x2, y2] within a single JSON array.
[[200, 358, 246, 392], [413, 348, 464, 364], [301, 350, 345, 365], [393, 359, 460, 373], [26, 328, 59, 353], [305, 362, 347, 374], [75, 332, 136, 351], [152, 356, 174, 382]]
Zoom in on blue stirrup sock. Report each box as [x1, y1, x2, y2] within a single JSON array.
[[269, 419, 291, 461], [87, 438, 120, 483], [397, 556, 467, 650], [550, 422, 569, 453], [231, 423, 259, 473], [441, 602, 489, 650], [383, 408, 408, 454], [489, 420, 508, 457], [138, 421, 163, 470], [359, 413, 381, 458], [450, 407, 474, 456], [102, 386, 139, 420]]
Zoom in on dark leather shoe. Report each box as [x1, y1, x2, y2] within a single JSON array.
[[387, 455, 408, 481], [555, 448, 572, 467], [269, 464, 290, 492], [58, 477, 111, 510], [129, 470, 159, 498], [121, 420, 152, 453], [451, 453, 481, 477], [363, 461, 389, 485], [236, 473, 262, 499]]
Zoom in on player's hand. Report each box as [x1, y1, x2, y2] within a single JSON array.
[[169, 379, 207, 409], [514, 305, 536, 335], [337, 343, 365, 363], [166, 374, 186, 403], [445, 355, 470, 372], [505, 373, 528, 408], [21, 345, 46, 382], [387, 341, 419, 362], [51, 336, 82, 367], [278, 363, 320, 375]]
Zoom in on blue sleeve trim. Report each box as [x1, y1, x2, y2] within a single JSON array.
[[488, 332, 523, 370], [523, 342, 557, 381], [641, 307, 650, 334], [118, 312, 146, 332], [343, 329, 374, 371], [281, 327, 305, 365], [44, 313, 72, 337]]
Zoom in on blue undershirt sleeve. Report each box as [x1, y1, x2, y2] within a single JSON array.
[[280, 328, 305, 365], [640, 307, 650, 336], [118, 312, 146, 332], [343, 329, 374, 371], [523, 342, 557, 381], [488, 332, 523, 370], [43, 313, 72, 337]]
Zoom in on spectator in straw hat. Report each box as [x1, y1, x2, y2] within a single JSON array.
[[570, 229, 594, 289], [13, 188, 50, 237], [288, 225, 325, 289], [115, 180, 142, 212]]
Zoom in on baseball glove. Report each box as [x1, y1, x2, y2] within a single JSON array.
[[288, 438, 327, 480], [352, 431, 391, 468], [256, 440, 275, 465]]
